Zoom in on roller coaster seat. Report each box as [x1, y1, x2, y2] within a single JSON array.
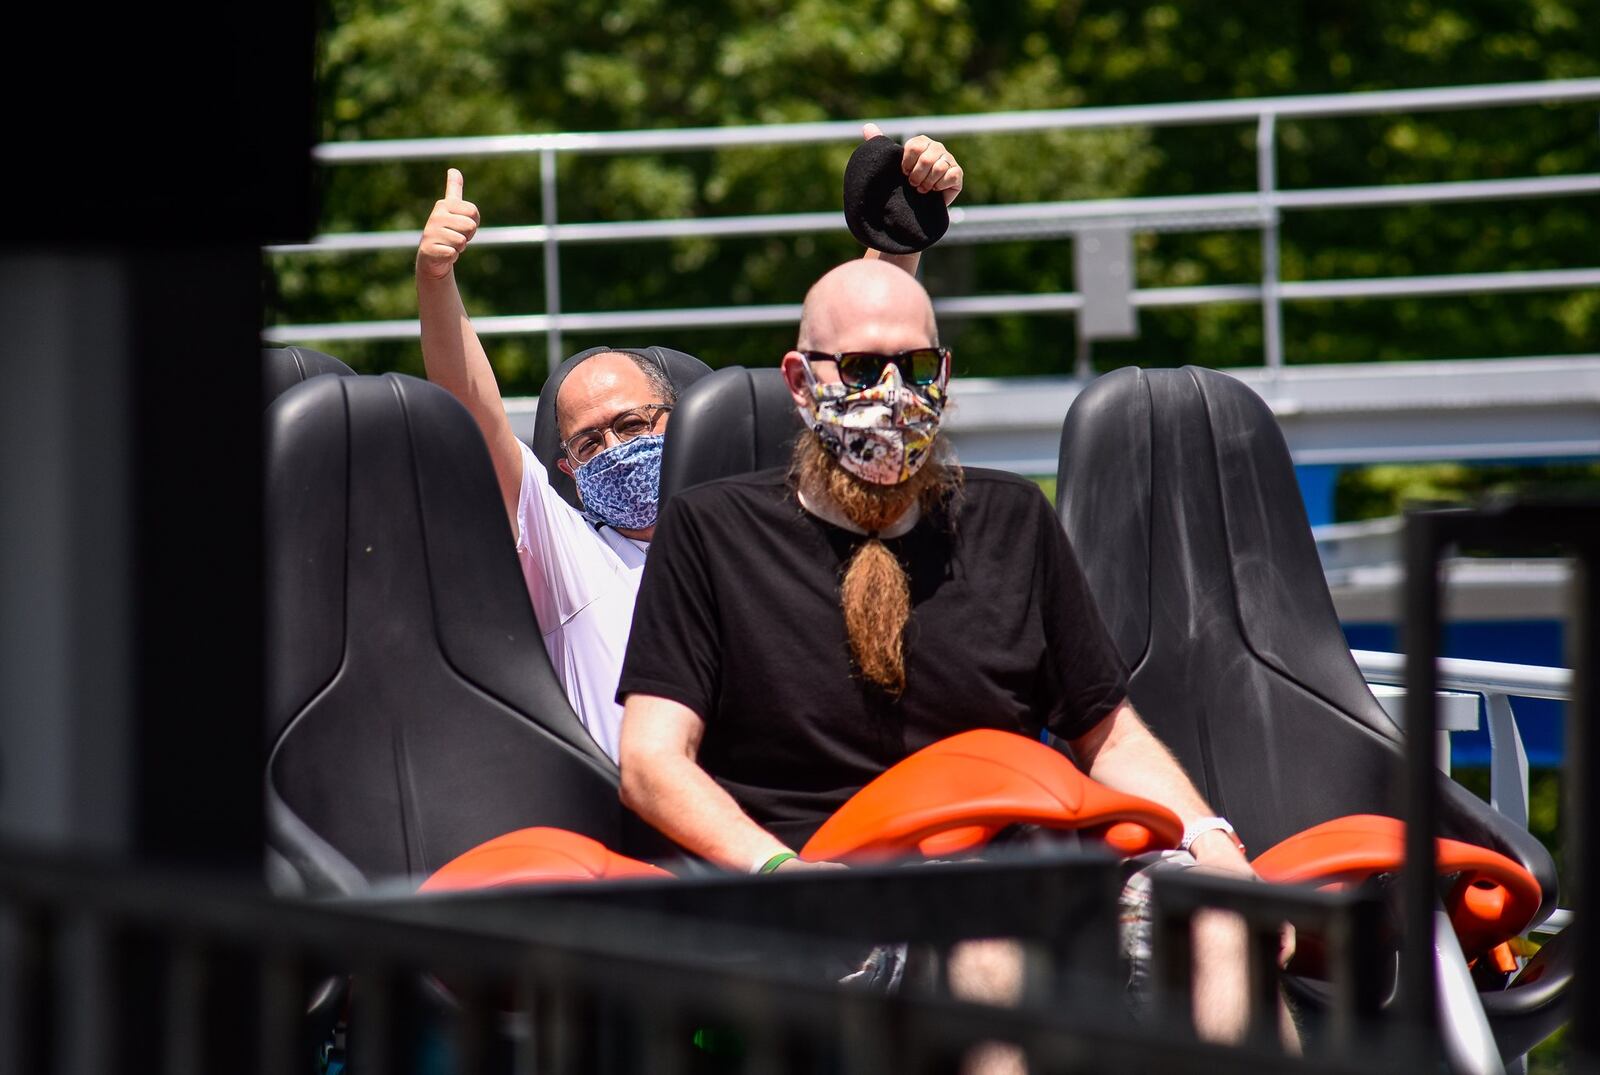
[[262, 345, 355, 404], [264, 372, 663, 896], [1055, 365, 1566, 1056], [1055, 365, 1554, 919], [657, 365, 802, 514]]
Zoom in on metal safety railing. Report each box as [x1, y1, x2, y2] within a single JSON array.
[[0, 844, 1402, 1074], [1355, 648, 1568, 829], [1354, 647, 1575, 936], [266, 78, 1600, 378]]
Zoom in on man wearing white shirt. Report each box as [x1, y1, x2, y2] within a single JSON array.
[[418, 193, 684, 758], [504, 343, 691, 761], [415, 129, 964, 758]]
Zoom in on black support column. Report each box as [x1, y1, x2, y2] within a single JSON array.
[[0, 3, 318, 874]]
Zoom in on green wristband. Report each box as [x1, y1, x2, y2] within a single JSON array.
[[758, 851, 798, 874]]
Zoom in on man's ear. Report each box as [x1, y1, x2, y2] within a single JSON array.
[[556, 458, 574, 479], [781, 351, 812, 409]]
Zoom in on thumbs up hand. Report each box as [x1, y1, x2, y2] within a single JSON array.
[[417, 168, 481, 280]]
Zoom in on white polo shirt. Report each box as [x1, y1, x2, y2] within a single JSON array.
[[514, 439, 646, 761]]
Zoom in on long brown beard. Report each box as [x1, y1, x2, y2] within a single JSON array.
[[790, 430, 963, 695]]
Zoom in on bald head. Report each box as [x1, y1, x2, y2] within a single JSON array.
[[554, 351, 673, 439], [797, 260, 939, 354]]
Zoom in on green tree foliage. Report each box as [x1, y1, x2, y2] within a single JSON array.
[[269, 0, 1600, 395], [1335, 460, 1600, 520]]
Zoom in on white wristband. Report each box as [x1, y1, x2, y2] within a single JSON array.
[[1180, 816, 1243, 854]]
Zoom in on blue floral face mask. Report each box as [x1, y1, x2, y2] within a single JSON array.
[[574, 433, 665, 532]]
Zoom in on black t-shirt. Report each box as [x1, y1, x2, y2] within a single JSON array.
[[618, 467, 1129, 848]]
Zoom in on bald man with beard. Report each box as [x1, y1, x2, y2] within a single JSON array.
[[617, 260, 1293, 1054]]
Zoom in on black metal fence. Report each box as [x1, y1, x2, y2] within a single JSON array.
[[1401, 499, 1599, 1072], [0, 843, 1415, 1074]]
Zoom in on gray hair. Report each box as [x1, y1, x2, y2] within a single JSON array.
[[627, 351, 677, 407]]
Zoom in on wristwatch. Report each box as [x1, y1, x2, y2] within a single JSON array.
[[1179, 816, 1246, 855]]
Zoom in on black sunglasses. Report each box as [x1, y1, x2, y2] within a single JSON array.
[[799, 347, 950, 389]]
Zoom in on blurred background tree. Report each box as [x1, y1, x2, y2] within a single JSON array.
[[269, 0, 1599, 400]]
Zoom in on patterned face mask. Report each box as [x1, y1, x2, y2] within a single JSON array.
[[800, 361, 946, 486], [574, 433, 664, 531]]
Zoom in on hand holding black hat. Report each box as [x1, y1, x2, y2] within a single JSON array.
[[873, 125, 963, 206], [844, 124, 964, 256]]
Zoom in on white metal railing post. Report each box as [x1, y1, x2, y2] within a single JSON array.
[[1485, 693, 1532, 830], [540, 148, 563, 373], [1257, 112, 1285, 373], [1353, 650, 1572, 944]]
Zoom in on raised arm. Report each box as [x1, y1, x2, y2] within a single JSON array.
[[858, 123, 964, 277], [417, 168, 523, 531]]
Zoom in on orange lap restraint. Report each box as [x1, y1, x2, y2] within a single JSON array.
[[419, 827, 672, 892], [419, 729, 1184, 892], [1249, 813, 1542, 959], [803, 729, 1184, 862], [418, 733, 1541, 963]]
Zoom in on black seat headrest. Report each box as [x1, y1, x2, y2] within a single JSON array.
[[1057, 365, 1556, 922], [658, 366, 804, 512], [530, 345, 713, 510], [261, 345, 355, 406]]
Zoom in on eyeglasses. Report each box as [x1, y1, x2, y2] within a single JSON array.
[[561, 403, 673, 465], [798, 347, 950, 390]]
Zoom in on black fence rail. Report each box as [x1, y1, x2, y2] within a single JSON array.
[[1401, 498, 1599, 1073], [1149, 869, 1392, 1058], [0, 842, 1415, 1075]]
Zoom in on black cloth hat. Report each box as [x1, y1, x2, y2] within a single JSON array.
[[530, 345, 713, 510], [842, 135, 950, 255]]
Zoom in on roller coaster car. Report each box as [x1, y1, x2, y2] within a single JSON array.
[[263, 353, 1568, 1060]]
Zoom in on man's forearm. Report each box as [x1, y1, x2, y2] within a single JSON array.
[[1072, 701, 1248, 865], [1082, 708, 1211, 821], [418, 274, 506, 434], [864, 248, 920, 276], [620, 752, 791, 872]]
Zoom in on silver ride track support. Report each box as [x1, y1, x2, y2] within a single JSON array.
[[1486, 693, 1532, 831], [1257, 114, 1285, 379], [540, 148, 562, 375]]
